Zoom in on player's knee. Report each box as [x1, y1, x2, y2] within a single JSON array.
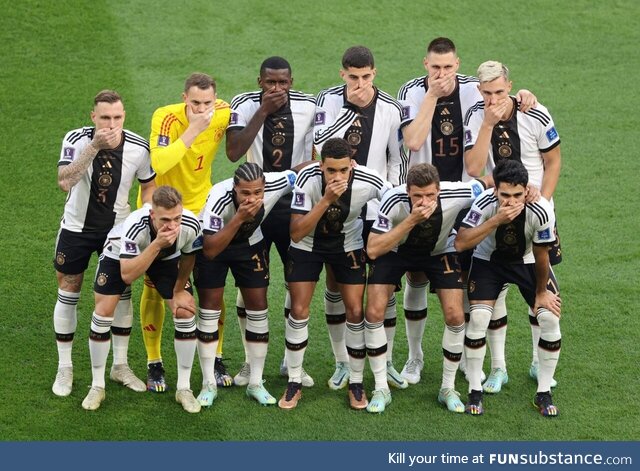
[[467, 304, 493, 336], [536, 309, 561, 337]]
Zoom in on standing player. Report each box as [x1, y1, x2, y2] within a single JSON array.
[[140, 73, 231, 392], [455, 160, 561, 417], [314, 46, 406, 390], [52, 90, 155, 397], [278, 138, 390, 410], [366, 164, 488, 413], [463, 60, 561, 392], [194, 163, 297, 407], [84, 186, 202, 412], [225, 56, 315, 388], [397, 37, 537, 385]]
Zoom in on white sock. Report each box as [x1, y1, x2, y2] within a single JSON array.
[[487, 286, 508, 371], [365, 320, 387, 391], [54, 289, 79, 368], [285, 316, 308, 383], [464, 304, 492, 392], [111, 289, 133, 366], [245, 309, 269, 386], [174, 316, 197, 391], [536, 309, 561, 392], [346, 321, 365, 384], [324, 289, 348, 363], [384, 294, 397, 363], [404, 280, 428, 361], [197, 308, 220, 386], [236, 290, 248, 363], [442, 323, 464, 390], [88, 312, 112, 389], [529, 307, 541, 367]]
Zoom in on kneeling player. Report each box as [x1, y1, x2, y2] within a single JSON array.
[[194, 163, 296, 407], [455, 160, 561, 417], [367, 164, 488, 413], [84, 186, 202, 413], [279, 137, 390, 410]]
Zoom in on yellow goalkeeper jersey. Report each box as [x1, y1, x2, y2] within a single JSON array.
[[138, 99, 230, 213]]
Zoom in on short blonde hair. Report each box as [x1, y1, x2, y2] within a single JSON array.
[[477, 61, 510, 83], [152, 186, 182, 209]]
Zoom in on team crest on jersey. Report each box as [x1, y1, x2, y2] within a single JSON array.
[[546, 127, 558, 142], [230, 112, 239, 126], [63, 147, 75, 160], [293, 192, 305, 207], [96, 273, 108, 286], [158, 135, 170, 147], [314, 111, 325, 125], [440, 119, 454, 136], [56, 252, 65, 266], [401, 106, 410, 120], [464, 129, 472, 145], [466, 210, 481, 225], [377, 215, 390, 229], [537, 228, 552, 240], [192, 236, 203, 249], [125, 241, 137, 254], [98, 173, 112, 187], [498, 145, 512, 158], [209, 216, 222, 231]]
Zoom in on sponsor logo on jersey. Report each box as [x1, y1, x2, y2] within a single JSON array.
[[314, 111, 325, 125], [377, 215, 389, 229], [229, 112, 239, 126], [466, 210, 481, 225], [192, 236, 203, 249], [465, 129, 472, 145], [158, 135, 170, 147], [546, 127, 558, 142], [125, 241, 137, 254], [537, 228, 552, 240], [63, 147, 75, 160], [293, 192, 305, 207], [209, 216, 222, 231], [401, 106, 410, 120]]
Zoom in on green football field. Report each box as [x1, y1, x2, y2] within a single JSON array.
[[1, 0, 638, 441]]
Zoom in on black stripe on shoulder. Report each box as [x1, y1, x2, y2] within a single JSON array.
[[377, 91, 403, 114], [124, 131, 150, 151], [527, 202, 550, 226], [289, 90, 316, 103], [231, 92, 261, 109], [398, 76, 426, 100], [475, 193, 496, 210], [353, 168, 384, 187], [524, 108, 551, 127], [125, 216, 149, 240], [210, 192, 234, 215], [464, 101, 485, 125], [440, 188, 473, 199], [295, 165, 322, 188], [67, 127, 93, 145], [380, 193, 408, 214], [457, 74, 479, 84], [317, 85, 344, 107]]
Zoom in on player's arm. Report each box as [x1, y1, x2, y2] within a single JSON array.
[[139, 179, 156, 205], [290, 199, 331, 243], [540, 145, 561, 201], [57, 129, 121, 191], [313, 98, 358, 152], [169, 253, 197, 316], [515, 89, 538, 113], [454, 201, 523, 252], [202, 199, 262, 259], [120, 223, 179, 285], [149, 107, 212, 175], [532, 244, 561, 317], [463, 122, 493, 178], [387, 119, 405, 186]]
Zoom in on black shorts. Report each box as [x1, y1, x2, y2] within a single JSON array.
[[286, 246, 366, 285], [94, 255, 180, 299], [261, 208, 291, 266], [194, 241, 269, 289], [54, 229, 108, 275], [467, 257, 559, 307], [368, 251, 464, 290]]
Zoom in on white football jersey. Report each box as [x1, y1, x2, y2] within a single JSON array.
[[103, 206, 202, 261], [371, 180, 486, 255], [57, 127, 155, 233], [228, 91, 316, 169], [200, 170, 296, 247], [397, 74, 480, 182], [291, 163, 390, 254], [463, 99, 561, 190], [460, 188, 556, 264]]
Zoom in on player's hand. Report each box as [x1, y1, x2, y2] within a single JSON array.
[[483, 99, 510, 127], [525, 184, 541, 203], [186, 105, 214, 134], [169, 290, 196, 318], [92, 126, 122, 150], [261, 87, 288, 115], [515, 89, 538, 113], [427, 70, 456, 98], [324, 178, 348, 203], [347, 82, 374, 108], [236, 198, 263, 222], [495, 199, 524, 224], [535, 290, 561, 317], [154, 223, 180, 248], [408, 200, 437, 224]]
